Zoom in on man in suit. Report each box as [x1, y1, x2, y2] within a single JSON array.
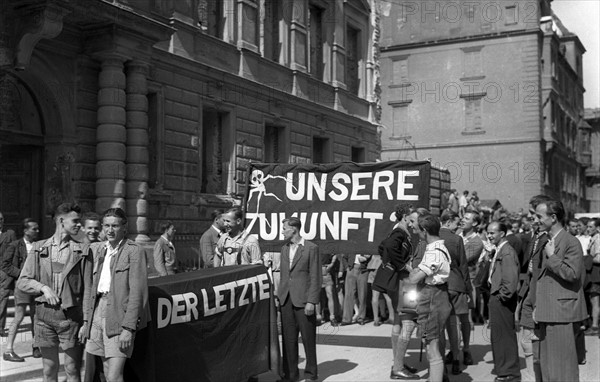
[[17, 203, 92, 382], [199, 209, 224, 269], [153, 221, 177, 276], [2, 218, 40, 361], [486, 221, 520, 382], [459, 211, 485, 324], [519, 195, 551, 382], [0, 211, 17, 336], [534, 199, 588, 382], [439, 210, 473, 374], [83, 208, 150, 382], [278, 217, 321, 381]]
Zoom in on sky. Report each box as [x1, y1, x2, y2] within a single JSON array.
[[552, 0, 600, 109]]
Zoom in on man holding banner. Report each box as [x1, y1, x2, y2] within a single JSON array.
[[278, 217, 322, 382]]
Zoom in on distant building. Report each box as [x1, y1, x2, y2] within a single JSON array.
[[378, 0, 591, 213], [0, 0, 379, 264], [585, 108, 600, 212]]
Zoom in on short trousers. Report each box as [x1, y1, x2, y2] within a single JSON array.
[[34, 303, 83, 350], [417, 284, 451, 343], [13, 287, 33, 305], [589, 282, 600, 296], [448, 290, 469, 315], [86, 296, 135, 358], [321, 266, 333, 288]]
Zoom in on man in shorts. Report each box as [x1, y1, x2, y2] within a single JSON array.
[[439, 210, 473, 374], [2, 218, 41, 361], [17, 203, 92, 381], [84, 208, 149, 382]]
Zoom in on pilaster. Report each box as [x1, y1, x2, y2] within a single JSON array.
[[125, 60, 151, 243], [95, 54, 127, 213]]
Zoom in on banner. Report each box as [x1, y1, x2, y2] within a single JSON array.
[[127, 265, 279, 382], [245, 160, 431, 254]]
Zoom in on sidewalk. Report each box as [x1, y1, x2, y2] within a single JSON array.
[[2, 315, 599, 381]]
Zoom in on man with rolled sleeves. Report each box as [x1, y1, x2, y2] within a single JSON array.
[[439, 210, 473, 374], [17, 203, 92, 382], [278, 217, 321, 381], [533, 199, 587, 382]]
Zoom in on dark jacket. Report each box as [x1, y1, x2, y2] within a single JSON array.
[[489, 240, 519, 302], [1, 239, 29, 279], [378, 226, 412, 272], [440, 228, 472, 295]]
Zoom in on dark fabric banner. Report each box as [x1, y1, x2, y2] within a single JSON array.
[[127, 265, 279, 382], [245, 160, 431, 254]]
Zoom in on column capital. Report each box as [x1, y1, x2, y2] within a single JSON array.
[[126, 60, 150, 75]]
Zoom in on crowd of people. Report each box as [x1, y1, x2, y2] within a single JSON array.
[[0, 192, 598, 382]]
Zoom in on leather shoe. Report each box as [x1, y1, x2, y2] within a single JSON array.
[[3, 351, 25, 362], [357, 318, 365, 325], [0, 329, 7, 337], [403, 364, 417, 374], [340, 321, 353, 326], [452, 360, 461, 375], [390, 367, 417, 380], [444, 351, 454, 364], [584, 326, 599, 336], [374, 319, 382, 327], [32, 347, 42, 358], [494, 376, 521, 382], [463, 350, 473, 365]]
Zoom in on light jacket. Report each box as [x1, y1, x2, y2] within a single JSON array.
[[17, 237, 92, 317], [84, 239, 150, 338]]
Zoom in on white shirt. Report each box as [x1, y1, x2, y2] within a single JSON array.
[[418, 240, 451, 285], [577, 235, 591, 256], [289, 238, 305, 265], [97, 240, 123, 293], [488, 240, 508, 285], [24, 238, 33, 254]]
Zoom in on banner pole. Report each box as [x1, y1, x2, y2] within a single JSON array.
[[242, 161, 253, 227]]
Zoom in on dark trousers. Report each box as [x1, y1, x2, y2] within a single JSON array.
[[536, 322, 579, 382], [342, 266, 368, 322], [280, 299, 317, 381], [489, 294, 520, 378], [574, 322, 586, 364], [0, 278, 12, 330]]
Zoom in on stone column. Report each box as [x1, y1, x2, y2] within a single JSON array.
[[96, 55, 127, 213], [125, 60, 150, 243]]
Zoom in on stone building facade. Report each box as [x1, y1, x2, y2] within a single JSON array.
[[0, 0, 379, 266], [378, 0, 591, 213], [585, 108, 600, 212]]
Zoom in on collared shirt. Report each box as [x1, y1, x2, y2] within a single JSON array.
[[24, 238, 33, 254], [588, 234, 600, 257], [418, 240, 451, 285], [97, 240, 124, 293], [215, 230, 262, 266], [577, 234, 591, 255], [289, 237, 305, 264], [488, 240, 508, 285], [212, 225, 223, 237], [50, 237, 72, 294], [527, 231, 546, 274]]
